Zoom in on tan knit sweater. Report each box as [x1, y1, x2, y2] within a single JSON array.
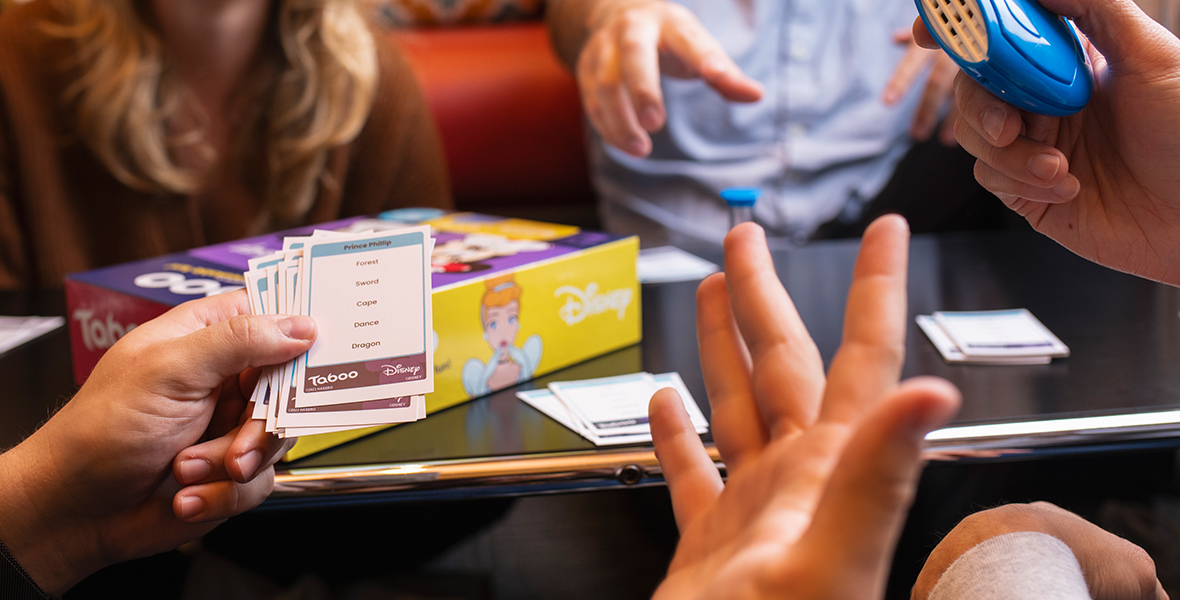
[[0, 1, 452, 289]]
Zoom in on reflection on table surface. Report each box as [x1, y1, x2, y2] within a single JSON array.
[[3, 224, 1180, 504]]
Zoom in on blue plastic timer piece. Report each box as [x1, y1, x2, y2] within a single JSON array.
[[721, 187, 760, 229], [720, 187, 760, 207], [916, 0, 1093, 116]]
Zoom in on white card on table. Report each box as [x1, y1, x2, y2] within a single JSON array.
[[933, 309, 1069, 358], [517, 388, 655, 445], [519, 371, 708, 446], [916, 315, 1052, 365], [548, 373, 658, 436], [0, 316, 64, 354], [637, 246, 719, 283]]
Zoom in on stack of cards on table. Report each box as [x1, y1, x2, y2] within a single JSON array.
[[0, 315, 63, 354], [636, 246, 719, 283], [517, 372, 709, 446], [917, 309, 1070, 365], [243, 226, 434, 438]]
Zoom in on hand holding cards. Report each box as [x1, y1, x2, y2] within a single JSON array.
[[244, 226, 435, 438]]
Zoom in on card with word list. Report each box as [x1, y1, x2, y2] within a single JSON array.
[[242, 226, 434, 436]]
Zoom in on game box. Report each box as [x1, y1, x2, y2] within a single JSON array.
[[65, 210, 642, 459]]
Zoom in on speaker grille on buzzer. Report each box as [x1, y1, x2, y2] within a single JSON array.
[[922, 0, 988, 62]]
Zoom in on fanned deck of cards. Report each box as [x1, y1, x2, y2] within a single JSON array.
[[243, 226, 435, 438], [517, 372, 709, 445], [917, 309, 1070, 365]]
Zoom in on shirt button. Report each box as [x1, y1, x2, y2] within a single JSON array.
[[790, 41, 811, 60], [788, 123, 808, 138]]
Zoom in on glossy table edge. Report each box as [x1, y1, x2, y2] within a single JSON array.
[[270, 418, 1180, 503], [271, 445, 715, 503]]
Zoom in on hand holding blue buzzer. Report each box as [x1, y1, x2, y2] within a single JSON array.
[[916, 0, 1093, 116]]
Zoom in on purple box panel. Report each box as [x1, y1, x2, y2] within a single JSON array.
[[189, 216, 369, 271], [66, 255, 246, 306], [70, 213, 631, 308]]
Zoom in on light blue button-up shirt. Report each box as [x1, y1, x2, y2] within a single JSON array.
[[592, 0, 929, 248]]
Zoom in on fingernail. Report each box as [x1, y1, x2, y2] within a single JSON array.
[[1027, 153, 1061, 182], [1054, 175, 1080, 199], [982, 107, 1006, 142], [626, 137, 648, 156], [178, 459, 211, 484], [639, 106, 662, 131], [278, 316, 315, 340], [178, 495, 205, 520], [236, 449, 262, 480]]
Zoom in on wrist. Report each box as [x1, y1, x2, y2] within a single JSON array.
[[588, 0, 660, 28], [549, 0, 646, 69], [0, 426, 103, 596], [0, 535, 51, 599]]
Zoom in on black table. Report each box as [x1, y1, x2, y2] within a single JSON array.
[[4, 224, 1180, 506]]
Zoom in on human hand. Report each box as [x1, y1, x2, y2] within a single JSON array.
[[884, 29, 961, 146], [0, 291, 315, 595], [913, 0, 1180, 286], [913, 502, 1166, 600], [577, 0, 763, 156], [649, 215, 961, 598]]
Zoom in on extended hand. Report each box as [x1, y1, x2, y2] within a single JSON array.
[[650, 216, 960, 598], [576, 0, 763, 156], [915, 0, 1180, 286]]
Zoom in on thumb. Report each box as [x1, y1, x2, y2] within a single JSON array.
[[162, 314, 316, 393], [912, 17, 938, 50], [791, 377, 960, 593], [1039, 0, 1180, 72]]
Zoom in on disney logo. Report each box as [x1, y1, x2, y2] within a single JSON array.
[[381, 364, 422, 377], [554, 282, 633, 326]]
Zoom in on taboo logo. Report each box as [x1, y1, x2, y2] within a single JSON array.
[[554, 282, 634, 326], [307, 370, 359, 386], [73, 309, 137, 351]]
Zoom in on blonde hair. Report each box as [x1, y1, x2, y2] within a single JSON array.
[[481, 274, 521, 325], [44, 0, 378, 228]]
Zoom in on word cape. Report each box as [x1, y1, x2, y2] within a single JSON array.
[[244, 227, 435, 437]]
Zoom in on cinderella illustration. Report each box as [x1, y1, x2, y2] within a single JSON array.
[[461, 274, 543, 398]]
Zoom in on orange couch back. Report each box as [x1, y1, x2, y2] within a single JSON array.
[[394, 23, 597, 224]]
